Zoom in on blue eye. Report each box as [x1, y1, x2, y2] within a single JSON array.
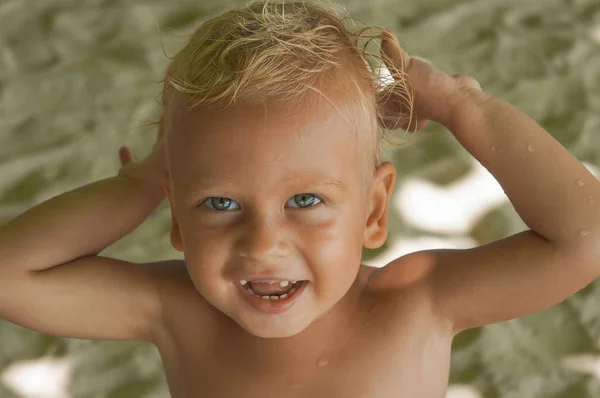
[[286, 194, 322, 208], [203, 197, 240, 211]]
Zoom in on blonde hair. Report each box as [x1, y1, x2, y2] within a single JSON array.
[[160, 0, 416, 173]]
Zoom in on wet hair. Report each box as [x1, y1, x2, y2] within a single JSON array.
[[160, 0, 415, 175]]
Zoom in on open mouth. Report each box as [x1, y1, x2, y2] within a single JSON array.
[[236, 280, 309, 314], [241, 280, 302, 299]]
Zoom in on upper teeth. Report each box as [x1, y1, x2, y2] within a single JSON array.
[[239, 280, 297, 286]]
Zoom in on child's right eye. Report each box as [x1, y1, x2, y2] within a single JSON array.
[[202, 197, 241, 211]]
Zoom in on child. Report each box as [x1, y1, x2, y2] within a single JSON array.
[[1, 0, 599, 396]]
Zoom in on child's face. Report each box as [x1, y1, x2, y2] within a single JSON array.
[[161, 98, 391, 338]]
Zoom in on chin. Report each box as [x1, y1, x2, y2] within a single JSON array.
[[236, 313, 313, 338]]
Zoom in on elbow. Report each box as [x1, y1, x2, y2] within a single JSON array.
[[555, 236, 600, 285]]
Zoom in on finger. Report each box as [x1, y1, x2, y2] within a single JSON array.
[[381, 30, 410, 78], [376, 97, 429, 132], [119, 146, 134, 166], [407, 118, 430, 132], [119, 147, 127, 166], [452, 74, 482, 91]]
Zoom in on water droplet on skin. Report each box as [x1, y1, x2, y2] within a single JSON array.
[[317, 358, 328, 368], [527, 144, 535, 152], [580, 230, 589, 237], [577, 179, 585, 187], [490, 145, 496, 152], [586, 194, 594, 203]]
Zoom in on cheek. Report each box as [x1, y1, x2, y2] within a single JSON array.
[[300, 206, 365, 282], [179, 225, 232, 281], [180, 228, 238, 309]]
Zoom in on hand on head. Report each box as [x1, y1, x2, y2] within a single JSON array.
[[118, 115, 167, 185], [378, 29, 482, 131]]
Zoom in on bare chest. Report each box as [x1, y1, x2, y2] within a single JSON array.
[[167, 340, 451, 397], [154, 288, 453, 398]]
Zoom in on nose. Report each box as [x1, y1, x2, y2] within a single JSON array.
[[235, 216, 291, 262]]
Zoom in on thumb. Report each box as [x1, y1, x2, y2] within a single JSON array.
[[119, 146, 134, 167], [381, 29, 411, 79]]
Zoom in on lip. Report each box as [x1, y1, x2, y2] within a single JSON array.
[[236, 280, 309, 314], [240, 276, 302, 283]]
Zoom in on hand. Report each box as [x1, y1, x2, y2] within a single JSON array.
[[378, 30, 483, 130], [118, 116, 166, 185]]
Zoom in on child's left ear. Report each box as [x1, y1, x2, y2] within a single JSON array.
[[363, 162, 396, 249]]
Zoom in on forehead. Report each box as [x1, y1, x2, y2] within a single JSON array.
[[167, 99, 365, 193]]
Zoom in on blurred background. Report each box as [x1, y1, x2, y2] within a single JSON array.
[[1, 0, 600, 397]]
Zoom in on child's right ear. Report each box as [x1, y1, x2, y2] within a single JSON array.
[[169, 215, 184, 252]]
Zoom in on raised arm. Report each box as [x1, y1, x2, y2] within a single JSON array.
[[378, 31, 600, 334], [0, 142, 167, 342]]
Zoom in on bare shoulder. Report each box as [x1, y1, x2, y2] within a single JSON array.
[[361, 253, 452, 331], [363, 232, 586, 335], [144, 258, 200, 308], [145, 259, 191, 281], [363, 252, 436, 294], [385, 231, 599, 334], [145, 259, 218, 346]]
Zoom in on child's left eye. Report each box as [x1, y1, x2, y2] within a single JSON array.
[[285, 194, 322, 209]]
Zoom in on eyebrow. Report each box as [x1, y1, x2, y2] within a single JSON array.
[[181, 174, 346, 195], [282, 174, 345, 189]]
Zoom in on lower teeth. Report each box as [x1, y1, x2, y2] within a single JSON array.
[[247, 284, 299, 300]]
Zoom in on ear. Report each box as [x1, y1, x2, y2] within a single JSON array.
[[158, 170, 184, 252], [363, 162, 396, 249]]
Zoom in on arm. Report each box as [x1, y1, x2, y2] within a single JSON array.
[[0, 175, 164, 272], [379, 31, 600, 334], [0, 154, 167, 341], [428, 89, 600, 334]]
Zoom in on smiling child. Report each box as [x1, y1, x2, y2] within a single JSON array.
[[1, 1, 600, 397]]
